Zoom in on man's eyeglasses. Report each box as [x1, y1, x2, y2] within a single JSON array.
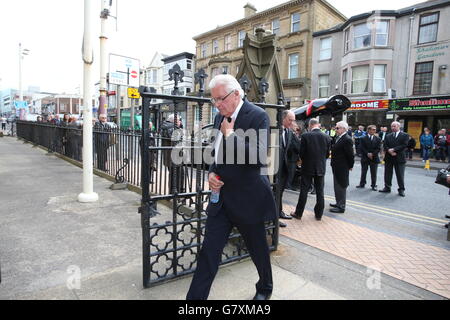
[[210, 90, 235, 105]]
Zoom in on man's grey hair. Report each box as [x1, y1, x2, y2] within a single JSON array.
[[209, 74, 244, 99], [391, 121, 401, 127], [308, 118, 320, 128], [336, 120, 349, 131], [282, 110, 295, 120]]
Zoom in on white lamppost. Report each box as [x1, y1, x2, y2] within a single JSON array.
[[78, 0, 99, 203]]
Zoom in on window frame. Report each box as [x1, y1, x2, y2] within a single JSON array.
[[373, 64, 387, 93], [413, 61, 434, 95], [201, 43, 207, 58], [351, 65, 370, 94], [418, 12, 439, 45], [288, 53, 299, 79], [375, 20, 389, 47], [238, 30, 246, 48], [212, 39, 219, 55], [319, 37, 332, 60], [318, 74, 330, 98], [353, 22, 372, 50], [342, 69, 348, 94], [272, 18, 280, 35], [224, 34, 232, 51], [291, 13, 301, 33]]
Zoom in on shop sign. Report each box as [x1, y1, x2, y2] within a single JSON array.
[[416, 44, 449, 61], [349, 100, 389, 110], [389, 96, 450, 111]]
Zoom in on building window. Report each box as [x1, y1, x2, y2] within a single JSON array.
[[224, 35, 232, 51], [418, 12, 439, 44], [187, 60, 192, 70], [342, 69, 348, 94], [272, 18, 280, 35], [211, 67, 219, 78], [318, 75, 330, 98], [413, 61, 433, 95], [344, 29, 350, 54], [353, 23, 371, 49], [238, 30, 246, 48], [201, 43, 207, 58], [212, 39, 219, 55], [319, 37, 332, 60], [222, 66, 229, 74], [373, 65, 387, 93], [375, 21, 389, 46], [288, 53, 299, 79], [351, 65, 369, 93], [291, 13, 300, 32]]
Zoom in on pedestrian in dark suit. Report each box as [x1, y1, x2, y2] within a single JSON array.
[[279, 110, 301, 223], [330, 121, 354, 213], [186, 75, 277, 301], [291, 118, 331, 221], [379, 121, 409, 197], [94, 114, 110, 171], [357, 125, 381, 191]]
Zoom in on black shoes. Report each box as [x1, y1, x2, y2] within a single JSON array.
[[280, 211, 293, 220], [330, 207, 345, 213], [315, 216, 322, 221], [356, 185, 365, 188], [379, 188, 391, 193], [398, 190, 405, 197], [329, 203, 338, 208], [371, 186, 378, 191], [253, 292, 272, 300], [279, 221, 287, 228], [290, 212, 302, 220]]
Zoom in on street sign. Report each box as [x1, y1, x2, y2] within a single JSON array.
[[127, 88, 140, 99], [109, 54, 140, 88]]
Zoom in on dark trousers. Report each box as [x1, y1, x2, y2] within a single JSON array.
[[333, 176, 347, 210], [186, 210, 273, 300], [294, 174, 324, 218], [360, 161, 378, 187], [96, 143, 108, 171], [384, 161, 405, 191]]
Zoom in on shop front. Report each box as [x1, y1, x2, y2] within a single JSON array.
[[344, 99, 390, 130], [389, 96, 450, 142]]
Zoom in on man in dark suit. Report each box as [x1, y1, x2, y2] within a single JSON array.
[[330, 121, 355, 213], [379, 121, 409, 197], [291, 118, 331, 221], [186, 75, 277, 300], [357, 125, 381, 191], [278, 110, 301, 224]]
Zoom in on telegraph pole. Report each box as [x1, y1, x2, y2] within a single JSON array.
[[98, 0, 110, 117], [78, 0, 99, 203]]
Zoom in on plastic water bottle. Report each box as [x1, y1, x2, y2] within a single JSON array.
[[210, 175, 221, 204]]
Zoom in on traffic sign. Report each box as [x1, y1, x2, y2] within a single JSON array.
[[128, 88, 140, 99], [109, 54, 140, 88]]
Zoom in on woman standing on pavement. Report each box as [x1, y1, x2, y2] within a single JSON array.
[[420, 128, 434, 162]]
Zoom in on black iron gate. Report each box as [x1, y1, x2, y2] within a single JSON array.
[[139, 69, 286, 288]]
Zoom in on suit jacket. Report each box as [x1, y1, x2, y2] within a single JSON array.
[[360, 135, 381, 164], [207, 100, 277, 224], [299, 128, 331, 176], [281, 128, 301, 167], [383, 132, 409, 164], [331, 133, 355, 188]]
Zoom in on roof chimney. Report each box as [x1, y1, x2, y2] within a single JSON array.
[[244, 3, 257, 18]]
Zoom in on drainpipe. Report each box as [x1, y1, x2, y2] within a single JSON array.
[[404, 9, 416, 98]]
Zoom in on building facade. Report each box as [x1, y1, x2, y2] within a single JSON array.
[[193, 0, 346, 110], [311, 0, 450, 137]]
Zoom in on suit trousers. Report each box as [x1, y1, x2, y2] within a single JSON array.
[[279, 164, 289, 215], [333, 176, 347, 210], [294, 174, 324, 218], [384, 161, 405, 191], [186, 208, 273, 300], [360, 161, 378, 187]]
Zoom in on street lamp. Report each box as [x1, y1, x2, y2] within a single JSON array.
[[18, 43, 30, 102]]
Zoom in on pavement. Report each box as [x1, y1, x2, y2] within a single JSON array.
[[0, 136, 448, 300]]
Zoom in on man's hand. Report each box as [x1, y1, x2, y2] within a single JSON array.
[[209, 172, 224, 191], [220, 117, 235, 138], [368, 153, 373, 160], [388, 148, 397, 156]]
